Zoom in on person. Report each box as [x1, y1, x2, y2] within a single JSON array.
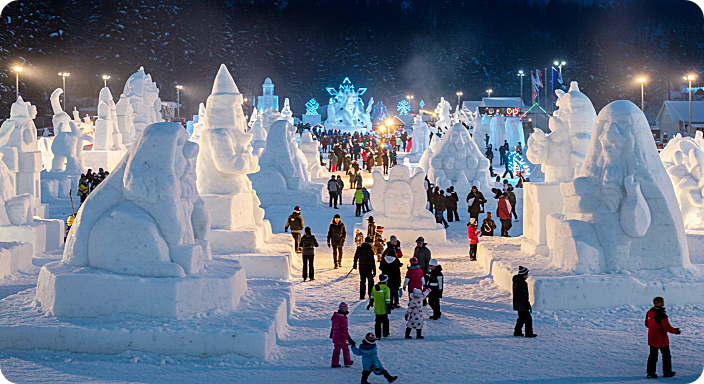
[[646, 296, 681, 378], [515, 142, 522, 154], [348, 167, 357, 189], [355, 173, 363, 190], [300, 227, 318, 281], [485, 144, 494, 163], [327, 214, 347, 269], [330, 302, 355, 368], [499, 141, 508, 165], [401, 131, 408, 151], [353, 236, 376, 299], [481, 212, 497, 237], [387, 235, 402, 257], [403, 257, 425, 300], [381, 150, 389, 175], [426, 183, 435, 212], [354, 186, 364, 217], [466, 186, 487, 223], [426, 259, 443, 319], [284, 206, 304, 253], [513, 266, 536, 338], [516, 173, 525, 189], [446, 187, 459, 222], [366, 216, 376, 239], [507, 185, 518, 221], [492, 176, 504, 199], [434, 189, 449, 228], [330, 152, 338, 172], [336, 176, 345, 206], [467, 218, 480, 261], [380, 246, 402, 309], [351, 333, 398, 384], [77, 175, 90, 204], [354, 229, 364, 248], [328, 175, 339, 209], [502, 158, 514, 179], [362, 187, 371, 213], [366, 274, 391, 339], [373, 227, 386, 262], [413, 237, 432, 274], [404, 288, 432, 339], [497, 193, 512, 237]]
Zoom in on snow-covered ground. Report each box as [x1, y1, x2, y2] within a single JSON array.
[[1, 166, 703, 383]]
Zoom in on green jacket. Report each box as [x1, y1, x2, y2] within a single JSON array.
[[354, 189, 364, 204], [370, 283, 391, 315]]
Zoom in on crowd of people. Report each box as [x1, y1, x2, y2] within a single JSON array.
[[77, 168, 109, 204]]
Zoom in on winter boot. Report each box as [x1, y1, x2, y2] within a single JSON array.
[[382, 370, 398, 383], [404, 328, 412, 339], [416, 329, 424, 339], [361, 370, 372, 384], [647, 373, 658, 379], [345, 361, 354, 367], [664, 372, 676, 378], [525, 333, 537, 338]]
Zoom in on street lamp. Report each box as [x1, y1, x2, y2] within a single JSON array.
[[637, 77, 647, 111], [684, 74, 696, 136], [13, 66, 22, 100], [518, 70, 525, 104], [456, 91, 463, 109], [486, 89, 493, 98], [554, 61, 566, 75], [58, 72, 70, 111], [102, 75, 110, 88], [175, 85, 183, 120]]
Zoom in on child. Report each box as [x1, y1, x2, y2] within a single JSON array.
[[366, 274, 391, 339], [403, 257, 425, 300], [351, 333, 398, 384], [354, 229, 364, 248], [300, 227, 318, 281], [481, 213, 496, 237], [467, 218, 481, 261], [373, 227, 386, 262], [405, 288, 432, 339], [646, 296, 681, 378], [367, 216, 376, 239], [330, 302, 355, 368], [427, 259, 443, 319]]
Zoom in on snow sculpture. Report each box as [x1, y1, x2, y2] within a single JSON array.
[[546, 100, 690, 273], [505, 116, 524, 150], [281, 98, 294, 124], [660, 132, 704, 230], [257, 77, 279, 112], [527, 81, 596, 183], [489, 115, 507, 150], [93, 87, 125, 151], [299, 131, 329, 178], [50, 92, 93, 174], [250, 111, 267, 157], [357, 165, 445, 245], [0, 154, 33, 226], [261, 107, 283, 135], [189, 103, 206, 142], [302, 98, 321, 125], [324, 77, 371, 132], [115, 66, 163, 145], [434, 97, 452, 130], [408, 115, 429, 161]]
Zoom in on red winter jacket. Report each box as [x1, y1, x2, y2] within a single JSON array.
[[404, 265, 425, 292], [497, 198, 511, 220], [645, 307, 679, 347], [331, 312, 350, 345], [467, 225, 480, 245]]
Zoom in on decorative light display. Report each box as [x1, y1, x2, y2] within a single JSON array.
[[305, 98, 320, 115], [326, 77, 367, 97], [397, 99, 411, 115], [508, 151, 531, 178]]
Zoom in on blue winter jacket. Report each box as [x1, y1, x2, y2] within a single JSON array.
[[351, 343, 384, 374]]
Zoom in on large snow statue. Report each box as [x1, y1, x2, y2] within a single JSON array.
[[258, 120, 309, 189], [93, 87, 124, 151], [505, 116, 524, 150], [408, 115, 429, 161], [281, 98, 294, 124], [49, 89, 92, 174], [660, 132, 704, 230], [489, 115, 506, 150], [527, 81, 596, 183], [434, 97, 452, 130], [115, 66, 163, 145], [357, 165, 445, 245], [547, 100, 690, 273], [189, 103, 206, 143], [324, 77, 371, 132], [299, 131, 329, 178], [0, 154, 33, 226]]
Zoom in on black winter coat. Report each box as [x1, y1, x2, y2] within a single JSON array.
[[466, 191, 487, 214], [446, 192, 459, 210], [327, 221, 347, 245], [413, 245, 432, 273], [512, 274, 531, 311], [426, 265, 444, 297], [434, 194, 447, 211], [299, 234, 319, 256], [379, 254, 402, 288], [285, 212, 304, 232], [354, 243, 376, 273]]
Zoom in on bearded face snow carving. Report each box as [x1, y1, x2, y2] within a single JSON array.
[[384, 180, 414, 217], [370, 165, 434, 221], [426, 123, 490, 190]]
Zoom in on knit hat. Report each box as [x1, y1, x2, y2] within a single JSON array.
[[376, 226, 384, 233], [415, 237, 425, 243], [293, 206, 300, 212], [429, 259, 438, 267], [378, 274, 388, 283], [368, 216, 374, 222], [410, 257, 418, 265], [334, 213, 341, 219], [338, 302, 349, 312], [365, 333, 376, 343], [365, 236, 373, 243], [389, 235, 397, 242], [518, 266, 529, 275], [653, 297, 665, 306], [469, 218, 476, 225], [412, 288, 422, 297]]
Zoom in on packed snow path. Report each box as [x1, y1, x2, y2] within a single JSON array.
[[0, 168, 703, 383]]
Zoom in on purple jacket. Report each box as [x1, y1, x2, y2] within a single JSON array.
[[331, 312, 350, 344]]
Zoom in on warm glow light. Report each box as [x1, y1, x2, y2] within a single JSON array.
[[385, 118, 392, 126], [58, 72, 70, 77], [175, 85, 183, 89], [456, 91, 463, 96], [684, 75, 696, 81], [102, 75, 110, 80], [406, 95, 413, 100], [637, 77, 647, 83], [13, 66, 22, 72], [554, 61, 559, 66]]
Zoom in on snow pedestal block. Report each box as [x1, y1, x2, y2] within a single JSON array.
[[83, 149, 127, 172], [36, 258, 247, 319], [0, 219, 64, 256], [0, 278, 295, 359], [520, 182, 562, 256], [477, 237, 704, 311], [0, 242, 33, 279], [302, 114, 321, 126], [213, 233, 295, 280], [685, 230, 704, 264]]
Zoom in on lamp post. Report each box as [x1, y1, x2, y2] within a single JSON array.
[[518, 70, 525, 104], [554, 61, 566, 75], [456, 91, 463, 109], [175, 85, 183, 120], [486, 89, 492, 98], [102, 75, 110, 88], [58, 72, 70, 111], [637, 77, 647, 111], [13, 66, 22, 99], [406, 95, 413, 111], [685, 75, 696, 136]]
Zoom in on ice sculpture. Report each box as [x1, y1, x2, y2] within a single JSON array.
[[434, 98, 452, 130], [281, 98, 294, 124], [527, 81, 596, 183], [356, 165, 445, 245], [324, 77, 372, 132], [299, 131, 329, 178], [546, 100, 690, 273], [115, 66, 163, 145], [660, 132, 704, 230], [49, 89, 92, 174], [257, 77, 279, 112]]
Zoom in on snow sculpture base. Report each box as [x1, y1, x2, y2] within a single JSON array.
[[685, 230, 704, 264], [250, 175, 326, 207], [354, 220, 446, 246], [478, 237, 704, 310], [520, 182, 563, 256], [0, 219, 64, 256], [0, 242, 33, 279], [302, 115, 321, 126], [40, 171, 80, 203], [83, 149, 128, 172], [0, 279, 294, 359], [36, 258, 246, 319]]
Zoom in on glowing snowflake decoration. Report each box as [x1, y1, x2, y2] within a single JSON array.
[[397, 100, 411, 115], [508, 151, 531, 178], [305, 99, 320, 115]]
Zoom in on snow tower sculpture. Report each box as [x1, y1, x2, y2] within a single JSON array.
[[115, 67, 163, 145], [324, 77, 372, 132]]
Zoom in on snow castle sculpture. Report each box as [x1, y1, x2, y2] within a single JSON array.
[[324, 77, 372, 132], [299, 131, 329, 178], [356, 165, 445, 245], [281, 98, 294, 124], [546, 100, 690, 273], [115, 66, 163, 145]]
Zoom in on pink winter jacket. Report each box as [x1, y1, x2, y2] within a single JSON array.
[[331, 312, 350, 345], [404, 265, 425, 292]]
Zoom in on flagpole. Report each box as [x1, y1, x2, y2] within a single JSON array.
[[545, 67, 548, 132]]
